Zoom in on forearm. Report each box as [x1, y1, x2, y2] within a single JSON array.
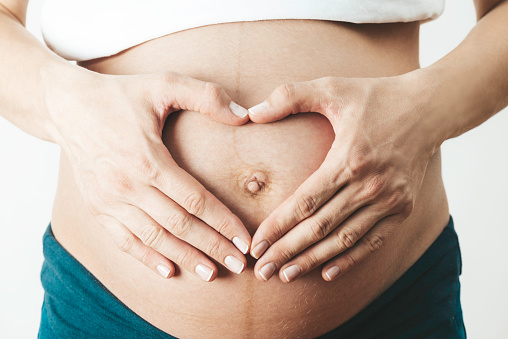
[[0, 9, 88, 142], [409, 0, 508, 147]]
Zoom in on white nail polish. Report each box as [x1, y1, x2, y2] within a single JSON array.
[[325, 266, 340, 281], [195, 264, 214, 281], [248, 101, 269, 115], [259, 262, 277, 281], [229, 101, 249, 118], [157, 264, 171, 278], [233, 237, 249, 254], [251, 240, 269, 259], [225, 255, 245, 274], [282, 265, 301, 282]]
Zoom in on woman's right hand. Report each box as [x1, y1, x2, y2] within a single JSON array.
[[44, 68, 251, 282]]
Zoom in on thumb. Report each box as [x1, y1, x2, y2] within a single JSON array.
[[247, 81, 324, 123], [155, 72, 249, 126]]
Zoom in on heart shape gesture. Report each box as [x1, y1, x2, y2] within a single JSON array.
[[247, 75, 442, 283]]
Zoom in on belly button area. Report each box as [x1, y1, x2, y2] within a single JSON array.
[[241, 171, 269, 196]]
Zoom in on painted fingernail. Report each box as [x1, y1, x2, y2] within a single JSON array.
[[325, 266, 340, 281], [282, 265, 301, 282], [229, 101, 249, 118], [195, 264, 214, 281], [251, 240, 269, 259], [225, 255, 245, 274], [248, 101, 269, 115], [259, 262, 277, 281], [233, 237, 249, 254], [156, 264, 171, 278]]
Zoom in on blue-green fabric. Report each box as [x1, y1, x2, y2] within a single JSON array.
[[38, 216, 465, 339]]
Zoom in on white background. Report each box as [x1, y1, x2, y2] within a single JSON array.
[[1, 0, 507, 337]]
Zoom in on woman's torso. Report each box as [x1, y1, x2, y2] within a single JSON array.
[[51, 19, 450, 339]]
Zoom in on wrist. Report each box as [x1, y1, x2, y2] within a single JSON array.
[[396, 67, 458, 155], [40, 61, 102, 144]]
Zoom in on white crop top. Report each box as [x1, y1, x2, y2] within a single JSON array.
[[41, 0, 445, 62]]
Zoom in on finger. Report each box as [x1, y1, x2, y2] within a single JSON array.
[[156, 72, 249, 124], [250, 146, 347, 259], [113, 206, 227, 282], [152, 149, 251, 255], [322, 214, 403, 282], [252, 185, 367, 281], [247, 78, 329, 123], [274, 206, 387, 283], [136, 188, 247, 274], [99, 215, 176, 279]]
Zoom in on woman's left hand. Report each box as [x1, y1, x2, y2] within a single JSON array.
[[247, 74, 443, 283]]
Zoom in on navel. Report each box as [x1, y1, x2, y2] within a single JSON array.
[[247, 180, 263, 194], [241, 171, 268, 196]]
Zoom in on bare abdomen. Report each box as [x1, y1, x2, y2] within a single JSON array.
[[51, 19, 450, 338]]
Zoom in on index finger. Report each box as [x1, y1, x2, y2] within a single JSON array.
[[250, 146, 348, 258], [152, 146, 251, 254]]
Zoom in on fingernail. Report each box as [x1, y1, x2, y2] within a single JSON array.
[[248, 101, 269, 115], [195, 264, 214, 281], [229, 101, 249, 118], [225, 255, 245, 274], [156, 264, 171, 278], [325, 266, 340, 281], [251, 240, 269, 259], [282, 264, 301, 282], [259, 262, 277, 281], [232, 237, 249, 254]]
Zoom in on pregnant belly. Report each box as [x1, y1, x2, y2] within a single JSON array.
[[51, 20, 450, 338]]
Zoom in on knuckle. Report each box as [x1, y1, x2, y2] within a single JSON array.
[[302, 251, 320, 268], [136, 156, 161, 184], [205, 237, 225, 260], [363, 175, 385, 201], [205, 82, 223, 102], [276, 83, 296, 100], [335, 227, 360, 251], [111, 173, 134, 196], [213, 217, 232, 236], [384, 191, 401, 209], [318, 76, 336, 89], [174, 248, 194, 268], [346, 152, 372, 180], [343, 253, 357, 271], [363, 234, 384, 253], [183, 191, 207, 217], [385, 184, 412, 211], [100, 166, 134, 195], [275, 246, 295, 263], [138, 249, 153, 266], [165, 212, 191, 238], [294, 194, 318, 220], [307, 217, 331, 242], [138, 226, 166, 250], [117, 234, 136, 253], [271, 216, 287, 239]]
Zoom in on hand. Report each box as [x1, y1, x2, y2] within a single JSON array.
[[247, 75, 440, 282], [45, 70, 252, 281]]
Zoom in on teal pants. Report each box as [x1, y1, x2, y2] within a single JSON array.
[[39, 216, 465, 339]]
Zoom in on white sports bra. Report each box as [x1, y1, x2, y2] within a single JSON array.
[[41, 0, 445, 62]]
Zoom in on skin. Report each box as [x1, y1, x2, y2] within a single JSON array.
[[0, 0, 506, 288], [2, 1, 505, 337], [0, 1, 253, 282], [248, 0, 508, 283]]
